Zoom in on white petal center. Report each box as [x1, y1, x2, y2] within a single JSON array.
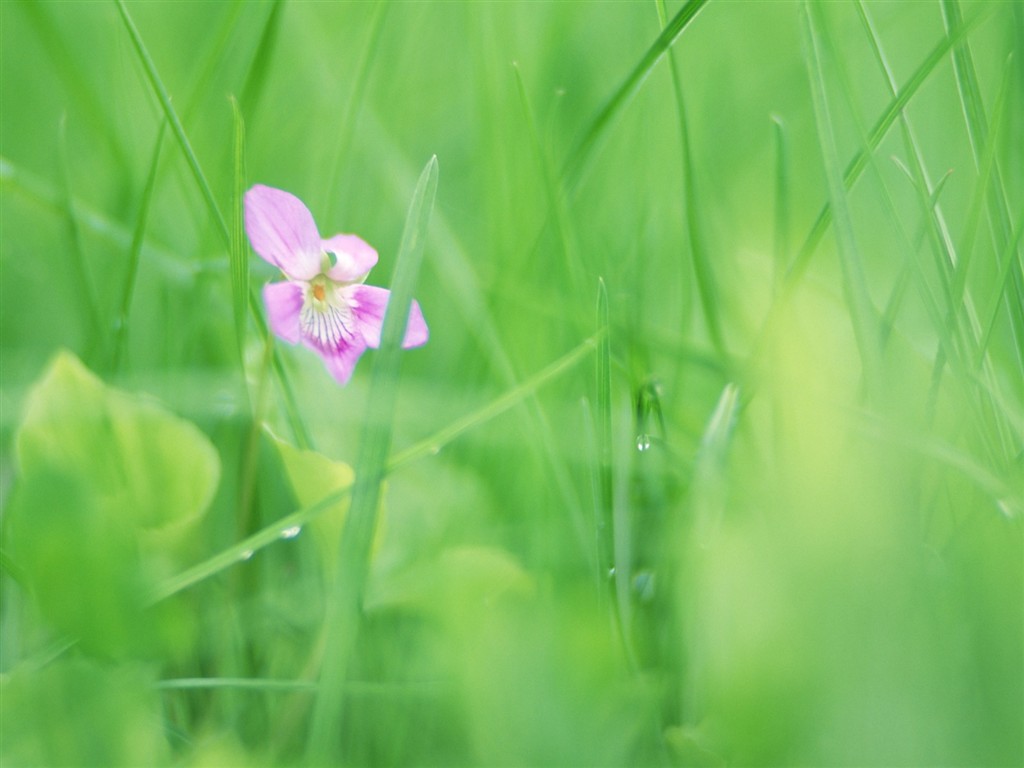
[[300, 282, 354, 351]]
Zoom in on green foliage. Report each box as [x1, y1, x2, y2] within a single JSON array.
[[1, 1, 1022, 766]]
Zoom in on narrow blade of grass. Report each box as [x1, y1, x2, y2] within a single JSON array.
[[229, 97, 248, 360], [802, 2, 882, 388], [322, 0, 388, 211], [57, 115, 101, 356], [111, 121, 167, 373], [771, 115, 790, 291], [595, 278, 614, 590], [306, 155, 438, 764], [238, 0, 286, 120], [561, 0, 709, 194], [655, 0, 725, 355]]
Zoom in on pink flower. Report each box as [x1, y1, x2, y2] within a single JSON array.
[[244, 185, 428, 384]]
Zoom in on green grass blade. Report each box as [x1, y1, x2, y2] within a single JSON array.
[[802, 2, 881, 387], [111, 122, 166, 373], [306, 156, 438, 764], [513, 62, 584, 298], [18, 1, 131, 173], [57, 115, 101, 355], [114, 0, 229, 243], [772, 115, 790, 290], [322, 0, 388, 211], [181, 0, 246, 123], [230, 98, 248, 360], [239, 0, 286, 120], [655, 0, 725, 354], [785, 4, 994, 287], [561, 0, 709, 193], [595, 279, 614, 588]]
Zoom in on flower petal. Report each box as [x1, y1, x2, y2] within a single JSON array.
[[263, 281, 305, 344], [245, 185, 322, 280], [320, 337, 368, 385], [351, 285, 429, 349], [323, 234, 378, 283]]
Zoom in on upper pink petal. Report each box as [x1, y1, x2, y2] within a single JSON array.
[[263, 281, 304, 344], [245, 185, 322, 280], [351, 284, 429, 349], [323, 234, 378, 283]]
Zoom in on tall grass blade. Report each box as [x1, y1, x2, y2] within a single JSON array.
[[114, 0, 229, 243], [57, 115, 101, 356], [230, 98, 248, 360], [306, 156, 438, 764], [655, 0, 725, 354], [323, 0, 388, 211], [802, 2, 881, 387], [771, 115, 790, 290], [238, 0, 286, 120], [111, 122, 166, 373], [595, 279, 614, 592], [561, 0, 709, 194]]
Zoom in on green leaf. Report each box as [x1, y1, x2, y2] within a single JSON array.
[[16, 350, 219, 532], [7, 351, 217, 656]]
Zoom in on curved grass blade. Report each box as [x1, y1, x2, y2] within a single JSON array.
[[322, 0, 389, 211], [655, 0, 725, 355], [111, 121, 167, 373], [802, 2, 881, 386], [306, 156, 438, 764], [238, 0, 286, 120], [57, 115, 101, 356], [230, 98, 248, 359], [561, 0, 710, 194], [595, 279, 614, 592]]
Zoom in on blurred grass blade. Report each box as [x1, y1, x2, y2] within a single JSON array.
[[323, 0, 388, 210], [181, 0, 246, 122], [114, 0, 229, 242], [562, 0, 709, 193], [238, 0, 286, 120], [595, 279, 614, 590], [230, 98, 248, 360], [786, 4, 993, 286], [802, 2, 881, 386], [57, 115, 101, 356], [306, 156, 438, 764], [112, 121, 166, 373], [772, 114, 790, 289], [655, 0, 725, 354], [693, 383, 740, 548]]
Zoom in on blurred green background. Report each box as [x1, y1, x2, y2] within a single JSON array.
[[1, 1, 1022, 766]]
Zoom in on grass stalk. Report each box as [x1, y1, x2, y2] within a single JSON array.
[[305, 156, 438, 764], [111, 122, 166, 373]]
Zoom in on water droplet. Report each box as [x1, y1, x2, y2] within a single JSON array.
[[632, 570, 656, 602], [429, 445, 441, 456], [636, 434, 651, 452], [280, 526, 302, 540], [607, 567, 616, 578], [240, 549, 254, 561]]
